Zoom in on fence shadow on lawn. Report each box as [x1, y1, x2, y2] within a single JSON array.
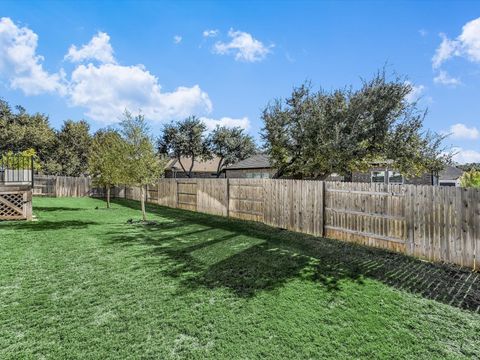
[[109, 199, 480, 313], [1, 220, 99, 231]]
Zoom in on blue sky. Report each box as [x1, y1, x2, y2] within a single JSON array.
[[1, 0, 479, 163]]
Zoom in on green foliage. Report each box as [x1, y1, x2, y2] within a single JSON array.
[[0, 99, 93, 175], [460, 170, 480, 188], [52, 120, 92, 176], [120, 111, 165, 219], [120, 111, 163, 187], [89, 129, 126, 187], [0, 99, 58, 171], [158, 116, 211, 177], [207, 126, 257, 176], [1, 149, 41, 170], [458, 163, 480, 172], [262, 72, 452, 179]]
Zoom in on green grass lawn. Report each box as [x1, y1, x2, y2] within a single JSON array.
[[1, 197, 480, 359]]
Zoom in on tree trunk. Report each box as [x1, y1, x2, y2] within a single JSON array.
[[141, 185, 146, 221], [106, 186, 111, 208], [216, 158, 224, 178]]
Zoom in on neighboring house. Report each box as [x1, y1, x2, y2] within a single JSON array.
[[351, 162, 464, 186], [164, 156, 224, 178], [438, 165, 464, 187], [224, 154, 276, 179], [226, 156, 464, 186], [351, 161, 437, 185], [225, 154, 344, 180]]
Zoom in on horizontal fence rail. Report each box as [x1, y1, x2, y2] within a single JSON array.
[[31, 176, 480, 270]]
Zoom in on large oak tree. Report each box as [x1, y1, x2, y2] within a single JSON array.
[[262, 72, 451, 179]]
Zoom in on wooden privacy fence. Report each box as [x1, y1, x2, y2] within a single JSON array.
[[30, 176, 480, 270], [118, 178, 480, 270], [33, 175, 104, 197]]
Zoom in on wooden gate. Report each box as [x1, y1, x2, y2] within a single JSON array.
[[0, 186, 32, 221], [228, 179, 265, 222], [177, 180, 197, 211], [324, 182, 407, 253]]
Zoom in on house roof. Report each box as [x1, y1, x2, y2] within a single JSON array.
[[166, 156, 221, 173], [226, 154, 272, 170], [439, 165, 464, 181]]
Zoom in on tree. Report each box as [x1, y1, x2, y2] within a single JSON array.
[[458, 163, 480, 172], [120, 111, 164, 220], [262, 72, 451, 179], [0, 99, 58, 171], [208, 126, 256, 177], [53, 120, 92, 176], [158, 116, 211, 177], [460, 171, 480, 188], [88, 129, 126, 208]]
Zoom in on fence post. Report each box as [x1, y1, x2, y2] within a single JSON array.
[[320, 181, 325, 237], [404, 185, 415, 256], [226, 178, 230, 218], [176, 180, 179, 208]]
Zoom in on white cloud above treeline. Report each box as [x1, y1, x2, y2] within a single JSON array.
[[0, 17, 66, 95], [449, 123, 479, 140], [202, 29, 218, 38], [432, 17, 480, 86], [433, 70, 461, 86], [65, 31, 115, 64], [452, 148, 480, 164], [0, 17, 246, 125], [200, 116, 250, 131], [213, 29, 273, 62]]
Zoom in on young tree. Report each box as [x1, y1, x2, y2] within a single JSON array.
[[53, 120, 92, 176], [120, 111, 164, 220], [460, 171, 480, 188], [158, 116, 211, 177], [88, 129, 126, 208], [262, 72, 451, 179], [208, 126, 257, 177]]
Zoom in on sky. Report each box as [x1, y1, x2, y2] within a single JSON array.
[[1, 0, 479, 163]]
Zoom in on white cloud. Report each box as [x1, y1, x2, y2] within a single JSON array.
[[433, 70, 461, 86], [419, 29, 428, 37], [452, 148, 480, 164], [65, 31, 115, 64], [202, 29, 219, 38], [0, 19, 214, 124], [69, 63, 212, 123], [405, 82, 425, 103], [173, 35, 182, 44], [432, 34, 460, 69], [432, 17, 480, 68], [0, 17, 65, 95], [213, 29, 273, 62], [449, 123, 480, 140], [200, 116, 250, 131], [458, 17, 480, 63]]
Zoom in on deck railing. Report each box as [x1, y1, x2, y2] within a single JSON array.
[[0, 154, 34, 187]]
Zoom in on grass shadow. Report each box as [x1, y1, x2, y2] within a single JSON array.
[[110, 199, 480, 311], [33, 206, 84, 212], [0, 220, 99, 231]]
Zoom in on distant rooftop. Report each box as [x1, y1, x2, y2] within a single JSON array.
[[166, 156, 221, 173], [439, 165, 464, 180], [226, 154, 272, 170]]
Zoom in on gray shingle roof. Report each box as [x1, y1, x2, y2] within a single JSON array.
[[439, 165, 464, 180], [226, 154, 272, 170]]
